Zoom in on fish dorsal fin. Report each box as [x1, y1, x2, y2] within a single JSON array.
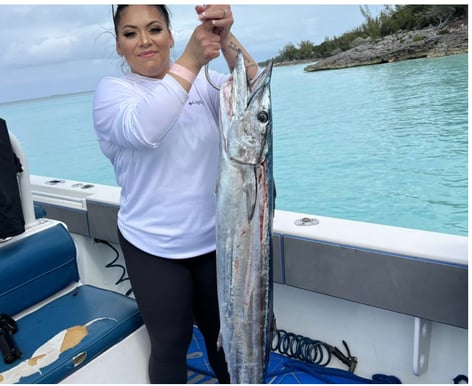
[[232, 50, 248, 115]]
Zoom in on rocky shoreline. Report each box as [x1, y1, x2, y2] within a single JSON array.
[[303, 19, 468, 72]]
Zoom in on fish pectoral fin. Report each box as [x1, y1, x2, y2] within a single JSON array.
[[216, 331, 223, 351], [272, 315, 277, 334], [244, 168, 257, 222]]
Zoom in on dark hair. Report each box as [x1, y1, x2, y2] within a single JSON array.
[[112, 5, 171, 36]]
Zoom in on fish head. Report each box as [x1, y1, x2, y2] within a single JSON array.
[[220, 51, 273, 166]]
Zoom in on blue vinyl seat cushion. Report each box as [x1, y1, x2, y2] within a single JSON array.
[[34, 204, 47, 219], [0, 223, 78, 316], [0, 285, 143, 384]]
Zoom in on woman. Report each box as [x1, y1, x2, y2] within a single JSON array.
[[93, 4, 259, 383]]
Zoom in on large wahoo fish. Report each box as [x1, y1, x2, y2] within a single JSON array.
[[216, 51, 275, 384]]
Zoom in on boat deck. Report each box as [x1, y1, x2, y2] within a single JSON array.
[[186, 326, 401, 384]]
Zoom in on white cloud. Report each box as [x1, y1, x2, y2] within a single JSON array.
[[0, 3, 386, 102], [0, 5, 115, 68]]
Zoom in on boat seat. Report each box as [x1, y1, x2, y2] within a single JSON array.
[[34, 204, 46, 219], [0, 221, 143, 384]]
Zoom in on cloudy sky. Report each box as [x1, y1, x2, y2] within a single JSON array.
[[0, 3, 386, 103]]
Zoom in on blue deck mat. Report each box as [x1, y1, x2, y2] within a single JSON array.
[[187, 326, 401, 384]]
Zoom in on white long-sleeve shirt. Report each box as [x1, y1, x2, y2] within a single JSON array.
[[93, 69, 227, 258]]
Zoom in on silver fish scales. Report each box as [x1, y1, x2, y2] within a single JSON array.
[[215, 51, 274, 384]]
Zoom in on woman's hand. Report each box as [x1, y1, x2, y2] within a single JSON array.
[[196, 5, 233, 44], [195, 5, 258, 82], [177, 20, 222, 78]]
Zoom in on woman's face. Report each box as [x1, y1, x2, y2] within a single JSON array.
[[115, 5, 174, 79]]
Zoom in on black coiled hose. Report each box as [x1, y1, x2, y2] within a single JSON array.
[[95, 239, 133, 297], [271, 329, 332, 366]]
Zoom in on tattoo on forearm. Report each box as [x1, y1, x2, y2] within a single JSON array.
[[224, 40, 257, 70]]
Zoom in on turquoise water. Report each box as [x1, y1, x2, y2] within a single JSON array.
[[1, 54, 467, 236]]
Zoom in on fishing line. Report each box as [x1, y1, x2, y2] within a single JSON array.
[[94, 239, 133, 297]]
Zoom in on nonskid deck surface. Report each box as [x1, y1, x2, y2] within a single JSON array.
[[186, 326, 401, 384]]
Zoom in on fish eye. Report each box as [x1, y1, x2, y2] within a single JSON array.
[[257, 111, 269, 123]]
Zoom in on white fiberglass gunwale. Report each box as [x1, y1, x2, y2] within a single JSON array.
[[274, 210, 467, 267], [29, 174, 467, 268]]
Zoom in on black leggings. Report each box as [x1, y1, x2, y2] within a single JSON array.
[[118, 230, 230, 384]]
